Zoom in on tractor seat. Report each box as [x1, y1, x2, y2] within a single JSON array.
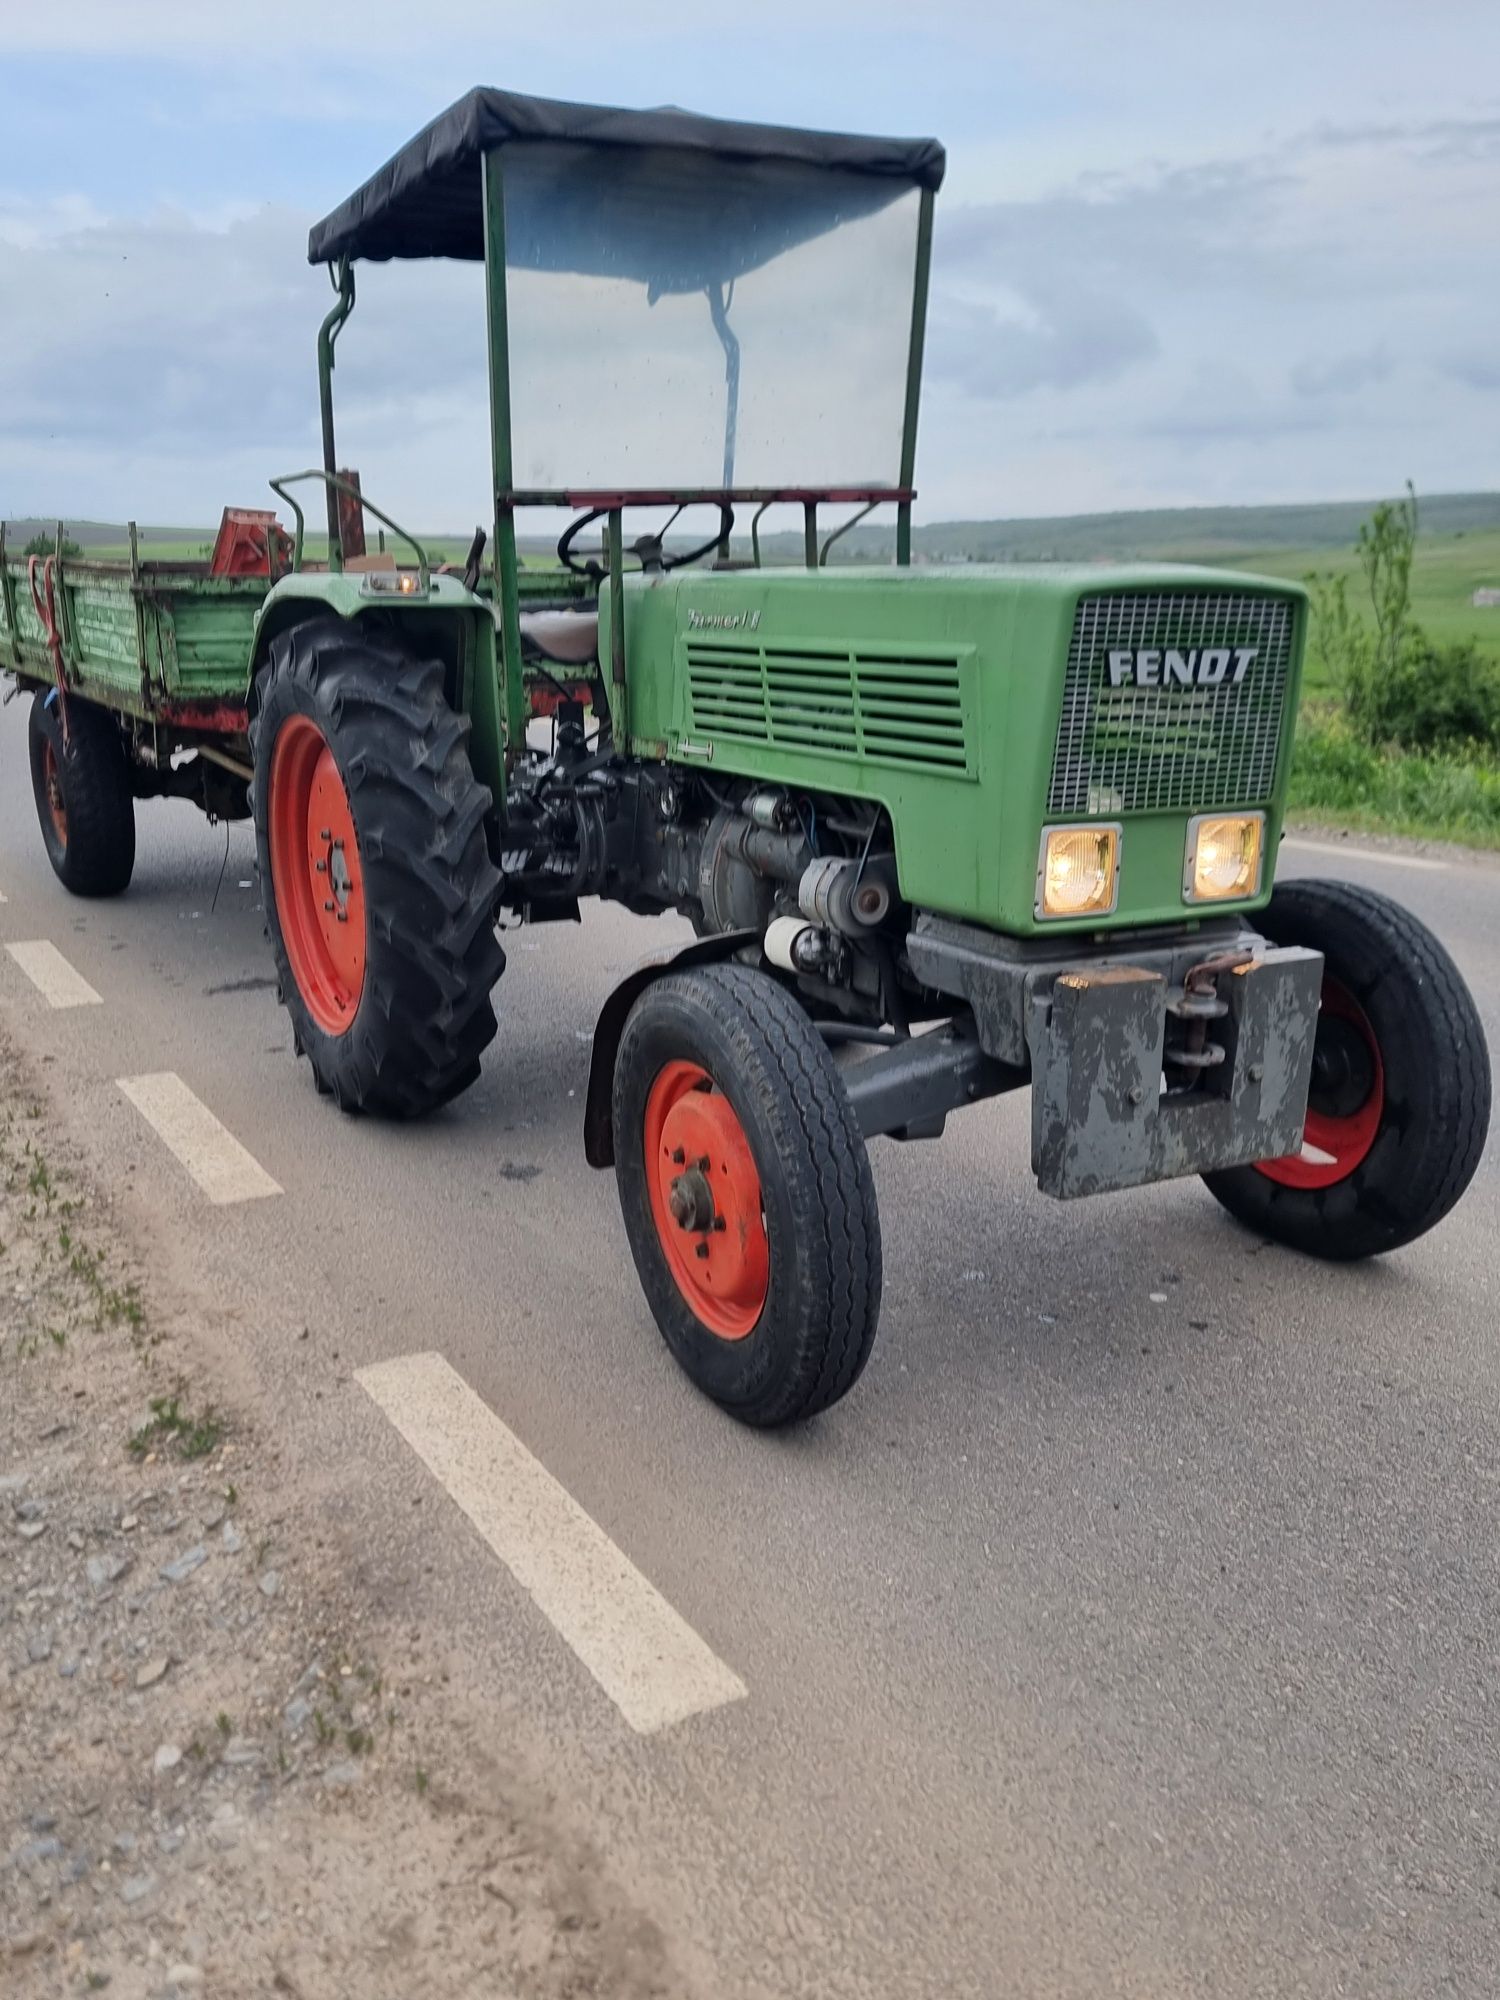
[[518, 607, 599, 666]]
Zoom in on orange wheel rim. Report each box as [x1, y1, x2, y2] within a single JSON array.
[[42, 740, 67, 844], [644, 1060, 768, 1340], [267, 714, 366, 1036]]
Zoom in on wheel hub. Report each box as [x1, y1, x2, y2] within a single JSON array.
[[1307, 1015, 1376, 1120], [667, 1165, 717, 1233], [42, 742, 67, 844], [267, 715, 367, 1037], [643, 1061, 768, 1340], [327, 836, 354, 915], [1258, 976, 1384, 1189]]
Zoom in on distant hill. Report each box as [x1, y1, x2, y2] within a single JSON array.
[[7, 492, 1499, 566], [756, 491, 1500, 565]]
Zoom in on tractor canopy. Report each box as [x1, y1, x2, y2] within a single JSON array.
[[307, 88, 944, 497], [306, 88, 945, 274]]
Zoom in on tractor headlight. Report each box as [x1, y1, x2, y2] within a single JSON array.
[[1184, 812, 1265, 902], [1036, 823, 1121, 920]]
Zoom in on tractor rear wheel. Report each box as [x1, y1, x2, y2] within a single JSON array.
[[1203, 878, 1490, 1258], [612, 964, 882, 1426], [28, 691, 136, 897], [250, 619, 504, 1117]]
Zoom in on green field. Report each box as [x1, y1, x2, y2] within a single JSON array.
[[11, 492, 1500, 656], [9, 497, 1499, 848], [13, 496, 1496, 687], [1211, 527, 1500, 691], [12, 500, 1500, 674]]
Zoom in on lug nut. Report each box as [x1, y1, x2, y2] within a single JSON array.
[[694, 1242, 709, 1260]]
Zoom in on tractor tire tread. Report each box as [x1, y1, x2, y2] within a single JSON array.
[[28, 693, 136, 898], [614, 963, 881, 1426], [250, 618, 503, 1119], [1204, 876, 1490, 1258]]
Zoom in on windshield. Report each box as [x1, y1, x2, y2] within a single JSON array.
[[498, 142, 921, 493]]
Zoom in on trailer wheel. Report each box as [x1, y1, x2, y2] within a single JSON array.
[[613, 964, 882, 1425], [1203, 878, 1490, 1259], [28, 691, 136, 897], [250, 619, 504, 1118]]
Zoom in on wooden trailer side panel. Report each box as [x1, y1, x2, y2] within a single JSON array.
[[2, 552, 264, 717]]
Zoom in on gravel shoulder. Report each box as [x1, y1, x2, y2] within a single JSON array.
[[0, 1027, 689, 2000]]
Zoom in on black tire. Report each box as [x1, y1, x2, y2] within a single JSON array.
[[613, 964, 882, 1426], [28, 690, 135, 897], [249, 618, 505, 1118], [1203, 878, 1490, 1259]]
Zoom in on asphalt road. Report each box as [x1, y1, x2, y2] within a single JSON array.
[[3, 687, 1498, 1999]]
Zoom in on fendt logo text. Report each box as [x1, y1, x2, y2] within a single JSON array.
[[1105, 646, 1258, 689]]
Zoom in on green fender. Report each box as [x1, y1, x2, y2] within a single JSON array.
[[248, 572, 506, 803]]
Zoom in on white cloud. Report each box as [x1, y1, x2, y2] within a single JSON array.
[[1, 15, 1497, 528]]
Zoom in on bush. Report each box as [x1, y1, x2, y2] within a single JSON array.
[[1308, 483, 1500, 752], [21, 531, 83, 560], [1342, 630, 1500, 753]]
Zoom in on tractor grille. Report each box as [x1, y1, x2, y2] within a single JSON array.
[[684, 641, 970, 775], [1047, 592, 1295, 816]]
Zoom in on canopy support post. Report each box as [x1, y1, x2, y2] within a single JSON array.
[[607, 508, 627, 740], [896, 188, 934, 568], [317, 258, 356, 565], [483, 150, 523, 796]]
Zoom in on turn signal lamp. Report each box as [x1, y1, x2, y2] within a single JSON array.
[[1036, 824, 1121, 920], [1184, 812, 1265, 903]]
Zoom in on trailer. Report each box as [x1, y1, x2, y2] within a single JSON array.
[[2, 88, 1490, 1425]]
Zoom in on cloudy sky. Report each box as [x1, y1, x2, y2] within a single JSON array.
[[2, 1, 1496, 532]]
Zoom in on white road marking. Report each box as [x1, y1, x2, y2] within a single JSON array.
[[0, 885, 8, 902], [356, 1351, 748, 1735], [117, 1073, 281, 1205], [1281, 836, 1446, 872], [5, 940, 102, 1008]]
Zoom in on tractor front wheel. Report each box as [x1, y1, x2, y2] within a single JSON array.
[[613, 964, 882, 1426], [1203, 878, 1490, 1258], [250, 619, 505, 1117], [28, 691, 136, 897]]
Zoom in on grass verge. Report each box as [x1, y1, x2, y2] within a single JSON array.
[[1289, 711, 1500, 849]]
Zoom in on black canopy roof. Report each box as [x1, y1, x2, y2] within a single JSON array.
[[307, 87, 946, 271]]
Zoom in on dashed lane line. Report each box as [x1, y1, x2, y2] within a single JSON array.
[[1281, 836, 1447, 872], [356, 1351, 749, 1736], [5, 939, 103, 1008], [117, 1073, 282, 1205]]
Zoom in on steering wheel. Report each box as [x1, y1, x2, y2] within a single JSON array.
[[557, 503, 735, 579]]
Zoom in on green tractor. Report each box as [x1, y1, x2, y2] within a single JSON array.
[[2, 89, 1489, 1424]]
